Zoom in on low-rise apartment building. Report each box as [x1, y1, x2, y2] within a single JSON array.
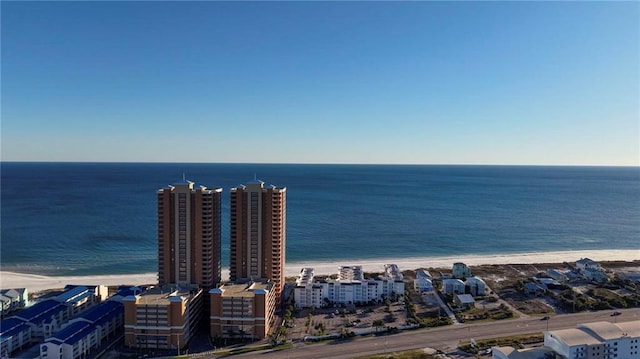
[[293, 264, 405, 308], [209, 280, 277, 340], [124, 285, 203, 350], [40, 300, 123, 359]]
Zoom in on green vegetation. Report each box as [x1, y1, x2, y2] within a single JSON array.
[[458, 333, 544, 354], [587, 288, 639, 309], [202, 342, 294, 357], [403, 290, 452, 328], [355, 349, 442, 359], [458, 303, 514, 322]]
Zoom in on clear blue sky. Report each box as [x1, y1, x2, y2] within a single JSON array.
[[2, 1, 638, 165]]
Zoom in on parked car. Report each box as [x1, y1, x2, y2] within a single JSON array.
[[611, 311, 621, 316]]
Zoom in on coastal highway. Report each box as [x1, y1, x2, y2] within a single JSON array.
[[235, 308, 640, 359]]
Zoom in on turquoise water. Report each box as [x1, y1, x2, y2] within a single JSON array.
[[1, 163, 638, 276]]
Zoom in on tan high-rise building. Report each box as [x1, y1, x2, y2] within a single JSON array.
[[229, 179, 286, 302], [157, 179, 222, 288]]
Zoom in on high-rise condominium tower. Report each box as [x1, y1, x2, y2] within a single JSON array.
[[157, 178, 222, 288], [229, 179, 286, 300]]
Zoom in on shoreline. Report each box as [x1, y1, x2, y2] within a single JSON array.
[[1, 249, 637, 294]]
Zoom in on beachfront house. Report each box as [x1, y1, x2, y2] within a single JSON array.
[[452, 262, 472, 279], [454, 294, 475, 310], [524, 282, 547, 296], [464, 276, 486, 297], [442, 279, 466, 295], [414, 269, 434, 293], [575, 258, 601, 273], [546, 269, 569, 283], [583, 267, 609, 283], [0, 288, 28, 317]]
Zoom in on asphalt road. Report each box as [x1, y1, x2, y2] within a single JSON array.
[[237, 308, 640, 359]]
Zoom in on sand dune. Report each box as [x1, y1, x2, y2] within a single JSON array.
[[1, 249, 637, 294]]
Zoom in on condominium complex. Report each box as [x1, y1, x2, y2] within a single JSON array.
[[294, 264, 405, 308], [229, 179, 286, 302], [157, 179, 222, 288], [209, 280, 277, 340], [123, 285, 203, 350]]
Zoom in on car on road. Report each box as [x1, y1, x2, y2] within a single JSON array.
[[541, 316, 550, 320], [611, 311, 621, 316]]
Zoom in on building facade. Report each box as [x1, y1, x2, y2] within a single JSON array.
[[293, 265, 405, 308], [157, 179, 222, 288], [544, 320, 640, 359], [209, 280, 277, 340], [123, 285, 203, 351], [229, 180, 286, 302]]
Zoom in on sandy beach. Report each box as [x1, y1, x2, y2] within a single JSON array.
[[1, 249, 637, 294]]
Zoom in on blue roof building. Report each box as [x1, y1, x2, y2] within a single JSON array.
[[40, 300, 124, 359], [0, 317, 32, 356]]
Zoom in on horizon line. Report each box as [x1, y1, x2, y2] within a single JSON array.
[[1, 160, 638, 168]]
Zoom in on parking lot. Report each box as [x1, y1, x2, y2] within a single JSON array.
[[287, 302, 408, 340]]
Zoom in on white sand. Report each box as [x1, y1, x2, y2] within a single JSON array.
[[1, 249, 637, 294]]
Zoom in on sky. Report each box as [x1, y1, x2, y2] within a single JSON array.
[[1, 1, 638, 165]]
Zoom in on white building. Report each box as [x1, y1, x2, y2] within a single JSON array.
[[293, 264, 405, 308], [544, 320, 640, 359], [492, 346, 557, 359], [40, 298, 123, 359], [576, 258, 601, 273], [414, 269, 434, 293], [0, 288, 28, 317]]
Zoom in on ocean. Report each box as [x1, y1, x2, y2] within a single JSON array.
[[1, 163, 638, 276]]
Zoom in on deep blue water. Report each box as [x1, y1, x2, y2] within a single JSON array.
[[1, 163, 638, 276]]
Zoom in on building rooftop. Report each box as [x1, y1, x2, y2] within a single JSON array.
[[56, 286, 91, 303], [78, 300, 122, 323], [218, 281, 273, 298], [338, 266, 364, 281], [14, 299, 67, 324], [416, 269, 431, 279], [577, 258, 599, 265], [382, 264, 403, 281], [615, 320, 640, 338], [492, 346, 557, 359], [579, 321, 637, 341], [0, 317, 29, 340], [132, 285, 200, 305], [547, 328, 602, 346], [0, 288, 26, 299], [296, 268, 315, 286], [47, 321, 94, 346], [456, 294, 475, 304]]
